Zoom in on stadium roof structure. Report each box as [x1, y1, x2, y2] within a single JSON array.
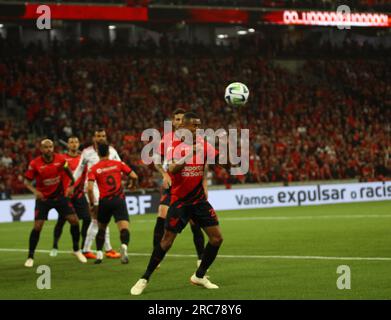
[[0, 1, 390, 28]]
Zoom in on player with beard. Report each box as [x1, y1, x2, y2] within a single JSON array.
[[49, 136, 91, 257], [24, 139, 87, 267], [131, 112, 233, 295], [72, 129, 121, 259], [87, 143, 138, 265], [152, 109, 206, 268]]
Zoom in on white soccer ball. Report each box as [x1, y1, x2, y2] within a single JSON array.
[[224, 82, 249, 106]]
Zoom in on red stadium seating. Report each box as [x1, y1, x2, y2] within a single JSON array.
[[0, 38, 389, 195]]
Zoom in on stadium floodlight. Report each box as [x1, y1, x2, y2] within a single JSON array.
[[248, 28, 255, 33], [108, 25, 116, 30], [217, 34, 228, 39], [237, 30, 247, 35]]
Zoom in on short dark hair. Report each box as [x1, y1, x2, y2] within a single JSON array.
[[68, 136, 79, 141], [172, 108, 186, 117], [95, 128, 106, 133], [97, 143, 109, 157], [183, 111, 199, 122]]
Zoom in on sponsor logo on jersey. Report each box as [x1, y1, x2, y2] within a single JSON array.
[[42, 176, 61, 186], [96, 165, 119, 174]]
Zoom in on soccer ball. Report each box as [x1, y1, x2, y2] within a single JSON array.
[[224, 82, 249, 106]]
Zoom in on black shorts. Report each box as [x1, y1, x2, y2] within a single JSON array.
[[98, 195, 129, 224], [70, 196, 90, 220], [165, 201, 219, 234], [34, 196, 75, 221], [159, 187, 171, 206]]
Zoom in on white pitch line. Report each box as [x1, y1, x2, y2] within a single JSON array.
[[1, 214, 390, 226], [0, 248, 390, 262], [134, 214, 391, 223]]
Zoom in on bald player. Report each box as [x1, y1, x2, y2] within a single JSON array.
[[24, 139, 87, 267]]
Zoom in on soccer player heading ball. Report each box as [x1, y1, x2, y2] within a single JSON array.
[[131, 112, 238, 295], [152, 108, 206, 269]]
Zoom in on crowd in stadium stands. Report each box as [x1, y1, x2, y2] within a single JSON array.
[[0, 36, 390, 196]]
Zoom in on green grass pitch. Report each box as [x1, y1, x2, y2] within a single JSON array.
[[0, 201, 390, 300]]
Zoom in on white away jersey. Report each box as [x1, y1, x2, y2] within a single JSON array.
[[73, 145, 121, 188]]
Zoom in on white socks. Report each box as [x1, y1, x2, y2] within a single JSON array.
[[83, 220, 113, 252], [104, 225, 112, 252], [96, 250, 103, 260], [83, 219, 98, 252]]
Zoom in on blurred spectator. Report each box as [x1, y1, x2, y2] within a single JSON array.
[[0, 182, 11, 200], [0, 37, 390, 195], [1, 150, 13, 167]]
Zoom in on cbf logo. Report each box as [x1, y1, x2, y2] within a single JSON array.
[[10, 202, 25, 222]]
